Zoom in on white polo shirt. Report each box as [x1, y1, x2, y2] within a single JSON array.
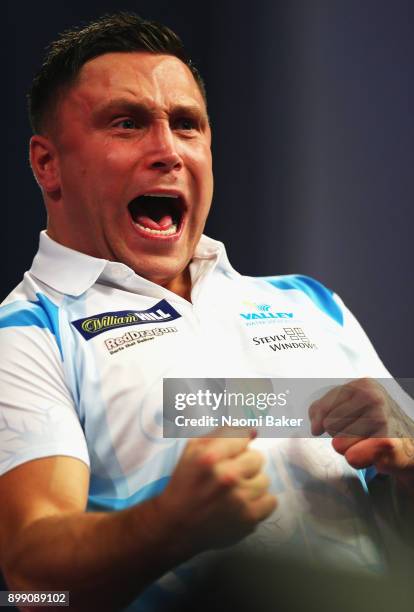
[[0, 231, 398, 610]]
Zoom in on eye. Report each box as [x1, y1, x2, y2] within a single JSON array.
[[173, 117, 197, 131], [113, 118, 137, 130]]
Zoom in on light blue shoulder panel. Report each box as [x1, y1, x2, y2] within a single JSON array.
[[0, 292, 63, 358], [262, 274, 343, 326]]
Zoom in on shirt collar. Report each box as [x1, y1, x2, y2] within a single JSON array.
[[30, 230, 236, 297]]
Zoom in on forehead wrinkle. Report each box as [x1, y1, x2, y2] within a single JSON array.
[[99, 94, 206, 114], [58, 53, 208, 129]]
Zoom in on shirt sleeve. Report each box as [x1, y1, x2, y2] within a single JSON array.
[[0, 324, 90, 476]]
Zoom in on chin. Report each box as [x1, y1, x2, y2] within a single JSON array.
[[128, 254, 187, 285]]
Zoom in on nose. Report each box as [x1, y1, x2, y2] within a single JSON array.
[[144, 122, 183, 173]]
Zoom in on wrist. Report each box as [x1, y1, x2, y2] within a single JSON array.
[[141, 494, 195, 568]]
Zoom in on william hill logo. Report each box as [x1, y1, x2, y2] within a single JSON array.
[[71, 299, 181, 340], [240, 301, 293, 322]]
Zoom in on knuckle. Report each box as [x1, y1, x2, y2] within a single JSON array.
[[194, 448, 217, 472], [217, 469, 238, 488], [378, 437, 395, 452], [237, 494, 277, 527], [261, 499, 276, 520], [353, 377, 373, 391], [356, 388, 383, 409], [367, 389, 384, 407], [324, 417, 340, 435], [248, 449, 264, 469], [344, 455, 361, 469], [309, 400, 321, 418], [241, 494, 277, 525], [252, 472, 270, 491], [369, 405, 387, 426], [187, 437, 207, 451], [332, 437, 347, 454], [352, 379, 384, 405]]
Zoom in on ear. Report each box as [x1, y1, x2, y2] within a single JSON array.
[[29, 135, 61, 193]]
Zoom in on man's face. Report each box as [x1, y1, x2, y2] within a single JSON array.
[[47, 52, 213, 290]]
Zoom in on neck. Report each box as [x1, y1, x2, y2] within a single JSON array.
[[162, 267, 192, 302]]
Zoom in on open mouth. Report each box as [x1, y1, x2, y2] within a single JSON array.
[[128, 193, 185, 236]]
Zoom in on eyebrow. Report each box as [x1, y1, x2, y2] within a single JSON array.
[[92, 97, 209, 126]]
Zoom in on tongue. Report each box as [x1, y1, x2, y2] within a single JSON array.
[[136, 214, 174, 230]]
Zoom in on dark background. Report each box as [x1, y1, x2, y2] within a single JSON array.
[[4, 0, 414, 375]]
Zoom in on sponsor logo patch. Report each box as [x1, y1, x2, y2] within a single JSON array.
[[104, 326, 178, 355], [239, 301, 294, 326], [71, 299, 181, 340], [252, 327, 317, 351]]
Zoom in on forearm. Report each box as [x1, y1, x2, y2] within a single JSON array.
[[3, 497, 189, 611]]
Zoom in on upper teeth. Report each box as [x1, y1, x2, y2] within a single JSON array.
[[143, 193, 178, 198]]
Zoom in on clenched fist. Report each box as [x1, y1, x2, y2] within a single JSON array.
[[154, 427, 277, 556], [309, 378, 414, 491]]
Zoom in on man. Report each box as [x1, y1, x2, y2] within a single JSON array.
[[0, 12, 413, 612]]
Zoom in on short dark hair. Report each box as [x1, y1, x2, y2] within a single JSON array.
[[28, 12, 207, 134]]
